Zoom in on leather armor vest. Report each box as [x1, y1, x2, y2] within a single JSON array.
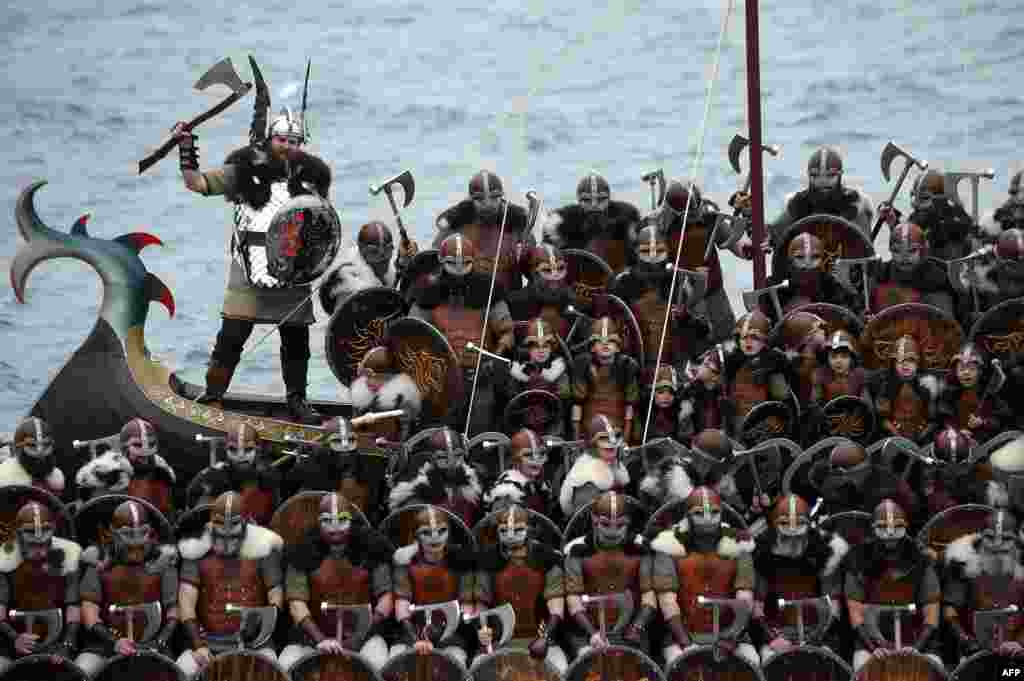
[[633, 288, 673, 368], [732, 365, 769, 423], [494, 561, 547, 639], [581, 365, 627, 429], [12, 562, 68, 639], [127, 478, 173, 517], [100, 565, 163, 641], [890, 384, 928, 440], [409, 560, 460, 605], [581, 550, 641, 627], [310, 556, 372, 635], [196, 556, 268, 636], [676, 552, 738, 635], [760, 557, 824, 634], [862, 562, 928, 644]]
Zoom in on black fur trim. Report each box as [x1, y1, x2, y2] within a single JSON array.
[[567, 532, 646, 558], [573, 352, 639, 388], [224, 146, 280, 209], [288, 150, 332, 198], [285, 526, 396, 572], [414, 272, 505, 309], [437, 200, 529, 233], [446, 543, 478, 571], [786, 188, 862, 223], [551, 201, 640, 247], [752, 528, 832, 577]]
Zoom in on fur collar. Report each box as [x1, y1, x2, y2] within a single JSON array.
[[351, 373, 422, 417], [649, 519, 754, 559], [639, 462, 693, 505], [0, 457, 64, 493], [436, 200, 529, 235], [945, 533, 1024, 580], [392, 542, 475, 570], [75, 450, 133, 493], [544, 201, 640, 247], [510, 356, 566, 384], [387, 462, 483, 511], [823, 533, 851, 578], [177, 524, 282, 562], [558, 453, 631, 516], [484, 468, 529, 506], [678, 399, 694, 421], [0, 537, 81, 575], [321, 243, 398, 315], [565, 532, 648, 558]]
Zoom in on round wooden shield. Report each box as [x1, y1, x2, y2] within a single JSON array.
[[645, 498, 748, 538], [325, 286, 407, 386], [398, 249, 440, 303], [198, 650, 289, 681], [563, 494, 647, 548], [867, 437, 931, 483], [380, 503, 475, 551], [737, 401, 795, 448], [269, 490, 370, 550], [468, 647, 562, 681], [564, 644, 666, 681], [860, 302, 963, 371], [72, 494, 173, 553], [503, 389, 563, 436], [762, 646, 851, 681], [950, 650, 1010, 681], [384, 317, 463, 423], [174, 503, 211, 541], [379, 649, 466, 681], [473, 507, 563, 550], [821, 395, 877, 445], [854, 650, 948, 681], [93, 651, 185, 681], [916, 503, 994, 563], [727, 440, 797, 511], [818, 511, 873, 547], [771, 214, 875, 283], [664, 645, 763, 681], [0, 484, 74, 548], [0, 654, 89, 681], [264, 194, 342, 287], [969, 297, 1024, 360], [563, 248, 614, 314], [783, 436, 852, 503], [289, 649, 383, 681]]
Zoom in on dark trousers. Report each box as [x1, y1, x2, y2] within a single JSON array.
[[210, 318, 311, 367]]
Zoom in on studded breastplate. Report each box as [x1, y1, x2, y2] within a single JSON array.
[[311, 556, 372, 635], [494, 562, 547, 638], [676, 552, 738, 635], [581, 550, 641, 627], [196, 556, 267, 636]]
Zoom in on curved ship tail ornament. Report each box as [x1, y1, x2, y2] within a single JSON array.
[[11, 181, 343, 477]]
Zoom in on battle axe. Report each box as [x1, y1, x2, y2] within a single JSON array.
[[464, 603, 516, 654], [946, 168, 996, 226], [862, 602, 916, 651], [369, 170, 416, 250], [139, 57, 253, 174], [973, 604, 1019, 650], [225, 603, 278, 650], [641, 169, 666, 211], [871, 142, 928, 241], [109, 602, 163, 643], [320, 602, 373, 649], [695, 596, 752, 647], [8, 608, 63, 649], [741, 281, 788, 321], [581, 592, 634, 641], [72, 434, 123, 460], [776, 595, 834, 646], [195, 433, 226, 469], [728, 134, 780, 195], [408, 600, 461, 644], [832, 255, 880, 313]]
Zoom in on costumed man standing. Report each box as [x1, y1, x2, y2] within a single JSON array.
[[558, 416, 631, 519], [0, 416, 65, 495], [319, 220, 418, 315], [75, 500, 179, 675], [279, 492, 394, 672], [880, 169, 974, 260], [176, 491, 285, 675], [979, 169, 1024, 243], [172, 66, 332, 424], [0, 501, 82, 674]]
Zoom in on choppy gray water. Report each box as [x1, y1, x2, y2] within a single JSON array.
[[2, 0, 1022, 427]]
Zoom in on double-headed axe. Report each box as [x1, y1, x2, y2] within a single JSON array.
[[109, 602, 163, 644], [641, 169, 666, 210], [728, 134, 781, 195], [832, 255, 881, 313], [946, 168, 996, 226], [139, 57, 253, 174], [871, 141, 928, 241], [741, 280, 788, 321], [369, 170, 416, 251], [408, 600, 461, 644], [320, 602, 373, 648], [463, 603, 516, 654]]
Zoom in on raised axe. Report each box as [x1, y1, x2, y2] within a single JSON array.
[[72, 433, 123, 460], [862, 602, 917, 651], [463, 603, 516, 654], [139, 57, 253, 174], [696, 596, 752, 660], [947, 244, 997, 319], [224, 603, 278, 650], [108, 601, 163, 644], [641, 169, 666, 211], [973, 604, 1019, 650], [871, 141, 928, 241], [478, 436, 511, 473], [727, 133, 781, 195], [741, 280, 788, 322], [320, 602, 373, 649], [832, 255, 881, 313], [580, 591, 634, 642], [369, 170, 416, 251], [776, 595, 834, 646], [663, 263, 710, 306], [194, 433, 226, 469], [946, 168, 996, 226], [408, 599, 462, 644], [8, 608, 63, 649]]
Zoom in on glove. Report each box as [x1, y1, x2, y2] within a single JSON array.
[[177, 130, 199, 172]]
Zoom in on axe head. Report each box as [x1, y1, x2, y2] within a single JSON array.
[[195, 57, 249, 94], [72, 433, 122, 459], [410, 599, 461, 643], [8, 608, 63, 649], [370, 170, 416, 208], [741, 281, 788, 319], [728, 134, 749, 175], [465, 603, 516, 650], [973, 605, 1019, 649], [320, 602, 373, 644], [880, 141, 923, 183], [944, 169, 996, 204], [526, 191, 543, 233], [861, 602, 917, 646], [694, 596, 752, 644], [831, 256, 879, 290], [109, 602, 163, 643], [775, 596, 834, 645], [641, 169, 667, 207], [225, 604, 278, 649]]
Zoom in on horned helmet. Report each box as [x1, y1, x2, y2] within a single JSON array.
[[319, 492, 355, 548], [576, 172, 611, 214], [13, 417, 56, 480], [439, 233, 476, 279], [110, 499, 154, 565], [592, 491, 630, 547], [510, 428, 547, 480], [210, 491, 247, 557], [120, 417, 159, 464], [414, 505, 450, 563], [225, 423, 261, 467], [268, 106, 305, 146], [468, 170, 505, 222], [806, 146, 843, 193], [495, 504, 531, 556], [15, 501, 55, 562], [357, 221, 395, 265]]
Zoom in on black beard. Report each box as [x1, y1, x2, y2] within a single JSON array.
[[230, 462, 259, 484], [583, 211, 610, 234], [477, 207, 500, 224], [528, 279, 568, 305], [634, 261, 668, 286]]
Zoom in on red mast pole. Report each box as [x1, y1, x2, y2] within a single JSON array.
[[745, 0, 767, 289]]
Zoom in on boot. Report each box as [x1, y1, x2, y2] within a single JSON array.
[[283, 359, 321, 425], [197, 364, 235, 404]]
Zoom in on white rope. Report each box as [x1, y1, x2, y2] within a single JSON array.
[[642, 0, 737, 445]]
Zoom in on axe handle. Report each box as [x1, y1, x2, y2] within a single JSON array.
[[870, 161, 914, 242], [382, 189, 412, 247], [139, 86, 252, 175]]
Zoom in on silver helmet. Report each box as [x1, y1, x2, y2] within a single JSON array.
[[268, 106, 305, 144]]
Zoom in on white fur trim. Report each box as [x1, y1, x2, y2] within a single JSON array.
[[484, 469, 528, 506], [177, 525, 281, 562], [510, 363, 530, 383], [979, 210, 1002, 239], [388, 462, 481, 511], [152, 454, 176, 483], [822, 533, 850, 578], [564, 536, 586, 553], [45, 466, 64, 493], [146, 544, 180, 574], [394, 543, 419, 566], [783, 348, 800, 362], [178, 533, 211, 562], [639, 473, 661, 498], [651, 529, 687, 557], [0, 537, 81, 575], [991, 436, 1024, 472], [75, 449, 133, 492], [542, 357, 566, 383], [945, 533, 982, 576], [678, 400, 694, 421], [541, 211, 564, 247], [324, 243, 387, 306], [918, 374, 941, 399], [987, 481, 1010, 507], [651, 518, 752, 558], [81, 545, 102, 566], [0, 457, 32, 486], [665, 464, 694, 503], [558, 454, 630, 516], [351, 373, 422, 417]]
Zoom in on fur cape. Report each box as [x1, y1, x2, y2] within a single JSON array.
[[639, 461, 694, 506], [388, 461, 483, 511], [0, 536, 81, 576], [542, 201, 641, 249], [648, 518, 755, 559], [435, 199, 529, 237], [558, 453, 630, 517], [564, 532, 648, 558], [178, 523, 283, 562], [285, 525, 395, 573], [572, 352, 639, 388], [413, 272, 506, 309], [318, 241, 397, 316], [224, 146, 332, 210], [0, 456, 64, 494], [75, 450, 176, 496], [350, 373, 423, 418], [477, 540, 563, 573], [752, 528, 850, 580], [945, 532, 1024, 580], [392, 542, 477, 571], [776, 186, 874, 232], [484, 468, 550, 509], [846, 537, 929, 580], [510, 356, 566, 384]]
